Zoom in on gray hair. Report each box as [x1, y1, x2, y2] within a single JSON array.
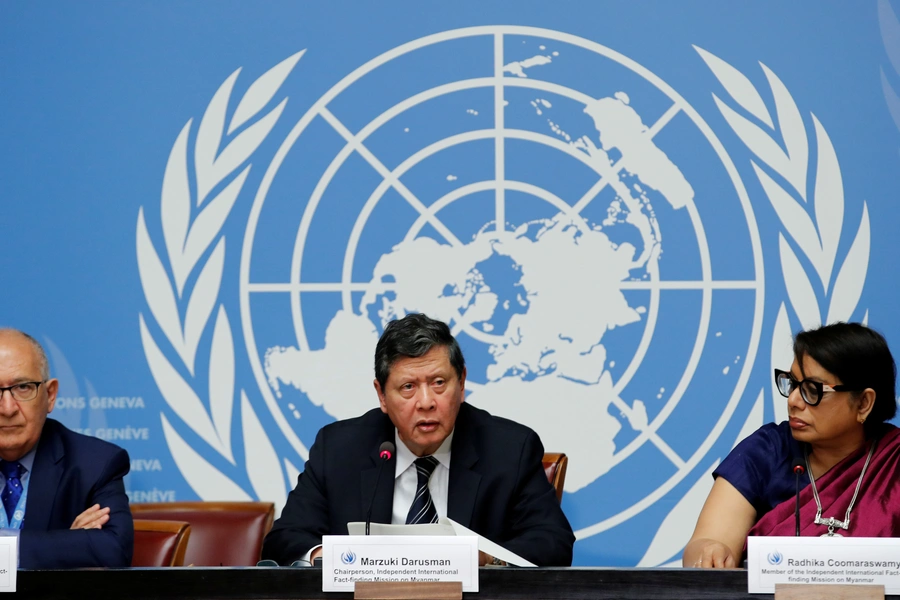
[[0, 329, 50, 380], [374, 314, 465, 389]]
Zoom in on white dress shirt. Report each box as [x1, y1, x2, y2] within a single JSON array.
[[391, 429, 453, 524]]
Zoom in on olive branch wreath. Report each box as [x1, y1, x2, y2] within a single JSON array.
[[694, 47, 870, 424], [136, 52, 304, 506], [879, 0, 900, 145], [638, 48, 871, 567]]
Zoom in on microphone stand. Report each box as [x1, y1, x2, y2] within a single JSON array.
[[792, 458, 805, 537], [365, 442, 395, 535]]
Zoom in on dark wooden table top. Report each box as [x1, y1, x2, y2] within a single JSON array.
[[18, 566, 881, 600]]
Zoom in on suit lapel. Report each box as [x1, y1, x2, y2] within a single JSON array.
[[360, 463, 394, 525], [23, 421, 64, 531], [447, 406, 481, 527]]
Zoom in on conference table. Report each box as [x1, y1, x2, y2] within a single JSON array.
[[16, 567, 900, 599]]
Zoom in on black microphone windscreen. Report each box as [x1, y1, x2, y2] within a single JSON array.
[[379, 441, 395, 457], [791, 457, 805, 474]]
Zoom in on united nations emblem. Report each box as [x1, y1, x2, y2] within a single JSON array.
[[137, 26, 869, 566]]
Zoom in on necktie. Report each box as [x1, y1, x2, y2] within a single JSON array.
[[0, 461, 24, 524], [406, 455, 440, 524]]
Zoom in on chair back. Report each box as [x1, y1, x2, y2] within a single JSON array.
[[130, 501, 275, 566], [132, 519, 191, 567], [542, 452, 568, 503]]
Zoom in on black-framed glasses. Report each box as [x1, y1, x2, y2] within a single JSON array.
[[773, 369, 859, 407], [0, 381, 45, 403]]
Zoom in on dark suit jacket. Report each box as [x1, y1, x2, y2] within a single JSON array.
[[262, 403, 574, 566], [19, 418, 134, 568]]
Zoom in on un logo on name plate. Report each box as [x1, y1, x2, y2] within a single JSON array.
[[138, 24, 868, 565]]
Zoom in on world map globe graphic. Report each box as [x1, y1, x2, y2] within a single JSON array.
[[239, 26, 764, 563]]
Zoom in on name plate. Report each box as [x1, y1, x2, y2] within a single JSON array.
[[0, 536, 16, 593], [321, 535, 478, 592], [748, 536, 900, 594]]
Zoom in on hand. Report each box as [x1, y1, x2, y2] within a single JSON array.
[[478, 551, 506, 566], [309, 547, 323, 562], [682, 479, 754, 569], [689, 540, 736, 569], [70, 504, 110, 530]]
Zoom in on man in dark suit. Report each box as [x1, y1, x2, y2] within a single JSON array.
[[262, 314, 574, 567], [0, 329, 133, 568]]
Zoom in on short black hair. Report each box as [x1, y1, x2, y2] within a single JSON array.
[[794, 322, 897, 435], [374, 313, 465, 389]]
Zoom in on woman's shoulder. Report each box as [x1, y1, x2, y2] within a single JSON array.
[[717, 422, 788, 476], [757, 420, 793, 442], [734, 421, 795, 454], [715, 421, 800, 515]]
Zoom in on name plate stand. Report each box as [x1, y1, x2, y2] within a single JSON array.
[[774, 583, 883, 600], [322, 535, 478, 593], [354, 581, 462, 600]]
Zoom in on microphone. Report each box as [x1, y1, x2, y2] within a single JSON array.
[[365, 441, 395, 535], [379, 442, 395, 461], [792, 457, 806, 536]]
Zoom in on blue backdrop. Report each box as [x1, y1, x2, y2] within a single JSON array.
[[2, 1, 900, 566]]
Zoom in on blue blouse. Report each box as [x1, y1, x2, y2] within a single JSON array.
[[713, 421, 808, 518]]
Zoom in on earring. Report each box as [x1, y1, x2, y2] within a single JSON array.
[[858, 416, 866, 424]]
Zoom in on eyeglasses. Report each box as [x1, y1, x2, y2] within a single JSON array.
[[773, 369, 859, 407], [0, 381, 46, 403]]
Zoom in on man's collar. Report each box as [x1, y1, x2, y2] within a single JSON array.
[[18, 442, 38, 472], [394, 430, 454, 477], [3, 442, 39, 472]]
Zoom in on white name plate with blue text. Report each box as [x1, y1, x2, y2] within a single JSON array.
[[748, 536, 900, 594], [0, 536, 16, 593], [321, 535, 479, 592]]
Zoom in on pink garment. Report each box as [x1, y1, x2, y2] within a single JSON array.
[[749, 425, 900, 538]]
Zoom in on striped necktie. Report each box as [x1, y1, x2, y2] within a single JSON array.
[[405, 455, 439, 524]]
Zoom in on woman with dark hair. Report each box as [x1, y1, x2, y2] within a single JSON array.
[[683, 322, 900, 568]]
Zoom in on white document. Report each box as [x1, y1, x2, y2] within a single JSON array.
[[347, 517, 536, 567], [0, 536, 16, 593], [747, 536, 900, 594]]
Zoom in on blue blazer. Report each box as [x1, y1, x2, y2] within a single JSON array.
[[262, 403, 574, 566], [20, 419, 133, 569]]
